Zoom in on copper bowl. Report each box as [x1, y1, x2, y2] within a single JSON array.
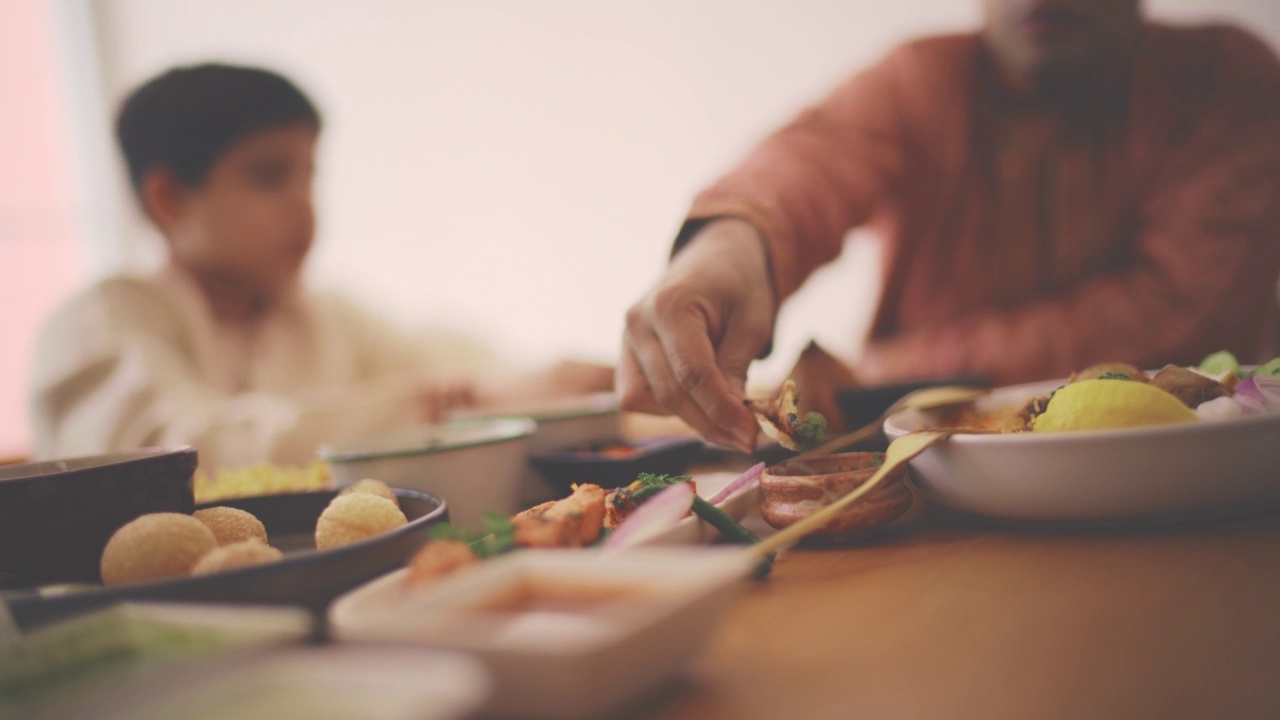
[[759, 452, 912, 535]]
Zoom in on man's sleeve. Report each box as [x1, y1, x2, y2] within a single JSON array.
[[681, 52, 909, 301]]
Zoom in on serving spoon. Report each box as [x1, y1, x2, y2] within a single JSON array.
[[792, 384, 988, 460], [750, 430, 952, 557]]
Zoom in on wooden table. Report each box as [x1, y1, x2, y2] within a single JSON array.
[[639, 504, 1280, 720]]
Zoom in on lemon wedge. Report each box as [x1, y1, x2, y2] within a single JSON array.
[[1032, 379, 1197, 433]]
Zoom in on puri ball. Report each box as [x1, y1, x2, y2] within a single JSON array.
[[338, 478, 398, 506], [191, 540, 284, 575], [193, 506, 268, 546], [315, 493, 407, 550], [100, 513, 219, 585]]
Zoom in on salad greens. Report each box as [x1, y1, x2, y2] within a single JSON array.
[[1198, 350, 1280, 379]]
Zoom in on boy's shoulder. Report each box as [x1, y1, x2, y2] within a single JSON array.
[[42, 271, 195, 342]]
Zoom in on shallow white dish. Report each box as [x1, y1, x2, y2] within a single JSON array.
[[884, 378, 1280, 523], [329, 547, 753, 719]]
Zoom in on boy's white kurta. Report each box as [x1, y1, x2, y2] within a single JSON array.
[[29, 267, 500, 470]]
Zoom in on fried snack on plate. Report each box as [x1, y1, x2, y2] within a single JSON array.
[[315, 494, 408, 550], [404, 540, 479, 587], [745, 379, 827, 451], [604, 476, 697, 530], [100, 513, 219, 585], [787, 340, 860, 436], [191, 540, 284, 575], [1149, 365, 1230, 408], [193, 506, 268, 546], [338, 478, 398, 506], [512, 483, 606, 548]]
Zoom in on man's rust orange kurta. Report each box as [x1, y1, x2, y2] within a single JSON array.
[[687, 23, 1280, 385]]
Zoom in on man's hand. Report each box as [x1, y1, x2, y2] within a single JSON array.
[[618, 218, 777, 452]]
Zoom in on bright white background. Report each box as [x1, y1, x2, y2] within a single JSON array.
[[3, 0, 1277, 453]]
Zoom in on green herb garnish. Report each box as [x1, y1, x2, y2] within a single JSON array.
[[792, 412, 828, 449], [427, 510, 516, 558]]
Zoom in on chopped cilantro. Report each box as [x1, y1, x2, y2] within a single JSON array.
[[792, 412, 828, 448], [426, 510, 515, 558], [1098, 372, 1132, 381]]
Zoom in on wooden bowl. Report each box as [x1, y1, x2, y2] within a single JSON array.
[[760, 452, 912, 534]]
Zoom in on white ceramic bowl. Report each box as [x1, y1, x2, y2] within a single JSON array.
[[883, 377, 1280, 523], [450, 393, 622, 505], [319, 418, 536, 528], [451, 392, 621, 454], [329, 547, 754, 719]]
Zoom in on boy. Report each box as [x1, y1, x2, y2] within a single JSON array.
[[29, 63, 610, 469]]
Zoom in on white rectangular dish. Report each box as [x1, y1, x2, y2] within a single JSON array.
[[329, 547, 755, 719]]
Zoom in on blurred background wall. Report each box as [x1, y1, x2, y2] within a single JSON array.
[[2, 0, 1278, 457]]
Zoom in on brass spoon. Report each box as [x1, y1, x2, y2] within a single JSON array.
[[794, 385, 988, 460], [751, 430, 952, 557]]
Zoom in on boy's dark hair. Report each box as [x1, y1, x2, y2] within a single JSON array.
[[116, 63, 321, 196]]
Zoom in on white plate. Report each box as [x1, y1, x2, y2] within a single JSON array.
[[329, 548, 752, 719], [883, 378, 1280, 523]]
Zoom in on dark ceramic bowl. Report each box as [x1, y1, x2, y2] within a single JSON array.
[[529, 436, 705, 492], [835, 376, 990, 429], [0, 448, 198, 587], [4, 488, 448, 631]]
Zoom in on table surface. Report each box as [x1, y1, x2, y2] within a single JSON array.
[[634, 498, 1280, 720]]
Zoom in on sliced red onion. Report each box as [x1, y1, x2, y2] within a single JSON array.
[[1234, 376, 1280, 415], [601, 483, 695, 551], [706, 462, 765, 506], [1196, 396, 1245, 422]]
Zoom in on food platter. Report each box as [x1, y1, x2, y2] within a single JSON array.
[[884, 377, 1280, 523], [327, 470, 760, 645], [3, 489, 447, 631]]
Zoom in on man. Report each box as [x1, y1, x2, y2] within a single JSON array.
[[619, 0, 1280, 451]]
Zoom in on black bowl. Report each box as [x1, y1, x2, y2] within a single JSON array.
[[835, 376, 991, 429], [0, 448, 198, 587], [530, 436, 705, 492], [4, 488, 448, 631]]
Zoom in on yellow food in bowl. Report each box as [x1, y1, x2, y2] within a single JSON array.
[[1032, 379, 1197, 433], [194, 461, 331, 502]]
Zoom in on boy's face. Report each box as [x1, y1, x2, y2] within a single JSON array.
[[163, 123, 318, 305]]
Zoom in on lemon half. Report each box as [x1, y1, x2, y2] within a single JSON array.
[[1032, 379, 1198, 433]]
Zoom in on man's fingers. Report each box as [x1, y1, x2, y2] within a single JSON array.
[[616, 345, 667, 415], [651, 306, 758, 451], [628, 326, 749, 450]]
